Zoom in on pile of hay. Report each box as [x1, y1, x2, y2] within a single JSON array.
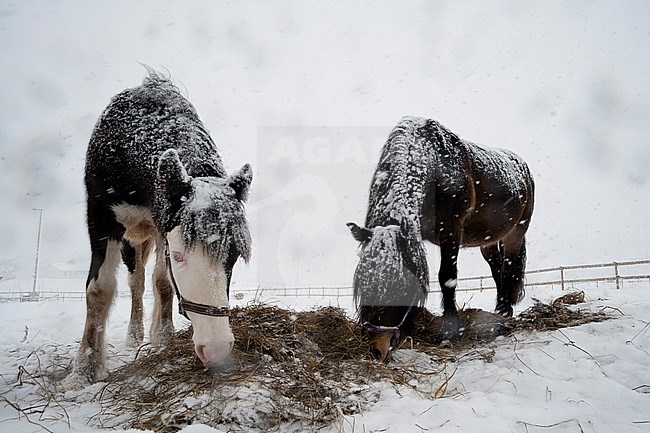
[[96, 306, 398, 430], [515, 293, 608, 332], [93, 293, 608, 431]]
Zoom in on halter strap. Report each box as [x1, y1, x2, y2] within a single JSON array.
[[164, 237, 230, 319], [361, 303, 415, 341], [361, 284, 422, 342]]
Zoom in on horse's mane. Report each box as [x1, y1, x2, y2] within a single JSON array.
[[180, 177, 252, 264], [355, 116, 442, 309], [121, 70, 227, 176], [129, 70, 197, 117], [352, 223, 429, 310], [365, 116, 435, 230]]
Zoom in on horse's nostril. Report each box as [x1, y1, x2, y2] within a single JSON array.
[[368, 331, 393, 362], [195, 344, 208, 365], [195, 340, 234, 368], [370, 347, 384, 360]]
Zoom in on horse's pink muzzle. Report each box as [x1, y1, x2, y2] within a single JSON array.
[[194, 337, 234, 368]]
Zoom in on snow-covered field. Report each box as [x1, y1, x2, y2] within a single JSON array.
[[1, 278, 649, 433], [1, 1, 649, 432]]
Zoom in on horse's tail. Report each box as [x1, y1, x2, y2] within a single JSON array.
[[510, 237, 527, 304]]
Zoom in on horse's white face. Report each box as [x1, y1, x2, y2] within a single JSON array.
[[167, 227, 234, 368]]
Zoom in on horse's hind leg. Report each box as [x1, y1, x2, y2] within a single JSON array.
[[122, 238, 153, 346], [496, 232, 527, 317], [73, 238, 121, 383], [150, 235, 175, 345], [481, 241, 503, 294]]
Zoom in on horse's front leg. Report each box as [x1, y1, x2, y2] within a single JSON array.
[[122, 239, 151, 346], [438, 235, 461, 342], [150, 237, 175, 345], [71, 239, 121, 384]]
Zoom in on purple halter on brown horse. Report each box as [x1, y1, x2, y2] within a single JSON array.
[[348, 117, 534, 361]]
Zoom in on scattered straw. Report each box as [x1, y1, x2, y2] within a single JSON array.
[[4, 295, 611, 432], [552, 290, 585, 307], [95, 305, 404, 431], [514, 297, 608, 332], [93, 299, 608, 431]]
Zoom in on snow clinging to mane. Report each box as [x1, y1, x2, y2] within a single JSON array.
[[181, 177, 252, 264], [366, 116, 436, 230], [353, 222, 429, 309]]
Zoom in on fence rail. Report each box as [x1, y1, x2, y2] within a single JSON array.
[[234, 259, 650, 298], [1, 259, 649, 302], [0, 290, 138, 303], [449, 259, 650, 292]]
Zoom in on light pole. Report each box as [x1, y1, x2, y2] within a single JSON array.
[[32, 208, 43, 295], [295, 246, 299, 287]]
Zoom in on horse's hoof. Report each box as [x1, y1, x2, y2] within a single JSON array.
[[126, 330, 144, 348], [439, 330, 461, 343], [475, 321, 503, 340], [496, 306, 514, 317], [66, 352, 107, 388], [94, 367, 109, 382], [439, 316, 462, 342], [150, 323, 174, 346], [61, 371, 92, 391]]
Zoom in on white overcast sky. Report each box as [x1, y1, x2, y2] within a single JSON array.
[[0, 1, 648, 287]]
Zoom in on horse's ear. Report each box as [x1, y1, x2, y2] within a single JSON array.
[[228, 163, 253, 202], [157, 149, 191, 207], [347, 222, 373, 243]]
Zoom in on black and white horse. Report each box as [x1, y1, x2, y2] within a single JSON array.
[[348, 117, 534, 361], [69, 72, 252, 384]]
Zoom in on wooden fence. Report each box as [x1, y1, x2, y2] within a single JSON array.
[[1, 259, 649, 302], [236, 259, 650, 298]]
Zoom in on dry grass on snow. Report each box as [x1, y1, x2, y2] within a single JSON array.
[[86, 291, 608, 431]]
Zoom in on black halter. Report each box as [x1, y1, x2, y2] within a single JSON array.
[[360, 288, 420, 343], [164, 238, 230, 319], [361, 303, 414, 343]]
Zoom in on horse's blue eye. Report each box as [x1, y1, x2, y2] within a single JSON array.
[[172, 252, 186, 263]]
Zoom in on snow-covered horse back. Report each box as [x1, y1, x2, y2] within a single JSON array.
[[348, 117, 534, 361], [70, 72, 252, 384]]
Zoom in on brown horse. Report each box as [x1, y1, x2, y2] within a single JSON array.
[[348, 116, 534, 361]]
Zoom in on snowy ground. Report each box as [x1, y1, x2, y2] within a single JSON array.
[[0, 278, 649, 433], [2, 2, 649, 431]]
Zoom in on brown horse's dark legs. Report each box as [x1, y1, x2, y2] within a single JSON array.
[[497, 236, 527, 316], [481, 241, 503, 285], [438, 238, 461, 341], [481, 241, 507, 313]]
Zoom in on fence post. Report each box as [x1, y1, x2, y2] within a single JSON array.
[[560, 266, 565, 291], [613, 261, 620, 290]]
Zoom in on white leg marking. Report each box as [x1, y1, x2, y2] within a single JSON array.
[[68, 240, 121, 385]]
